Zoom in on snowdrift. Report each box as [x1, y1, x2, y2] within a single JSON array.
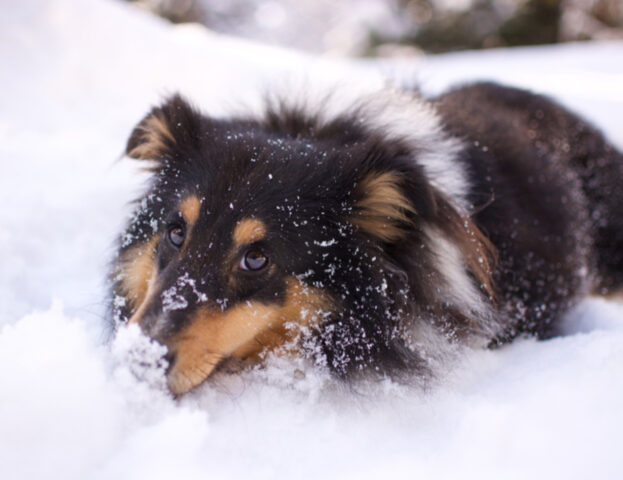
[[1, 1, 622, 478]]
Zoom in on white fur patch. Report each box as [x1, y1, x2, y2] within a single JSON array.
[[354, 88, 469, 209], [423, 226, 498, 340]]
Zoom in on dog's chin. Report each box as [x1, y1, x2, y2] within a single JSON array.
[[166, 356, 255, 395], [166, 366, 213, 396], [166, 357, 221, 395]]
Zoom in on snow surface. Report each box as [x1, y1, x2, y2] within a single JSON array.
[[1, 1, 623, 479]]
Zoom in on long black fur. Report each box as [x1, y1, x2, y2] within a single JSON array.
[[435, 82, 623, 340], [111, 82, 623, 388]]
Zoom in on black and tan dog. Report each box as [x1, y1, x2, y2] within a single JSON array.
[[110, 82, 623, 395]]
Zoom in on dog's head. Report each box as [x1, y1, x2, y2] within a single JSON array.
[[112, 94, 495, 394]]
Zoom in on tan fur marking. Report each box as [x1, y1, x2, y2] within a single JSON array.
[[597, 290, 623, 300], [127, 281, 158, 326], [351, 172, 416, 242], [166, 278, 330, 394], [180, 195, 201, 226], [128, 112, 176, 160], [460, 216, 497, 301], [233, 218, 267, 246], [435, 195, 498, 302], [117, 236, 159, 316]]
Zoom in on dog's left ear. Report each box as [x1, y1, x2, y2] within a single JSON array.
[[349, 167, 436, 243], [126, 94, 203, 162]]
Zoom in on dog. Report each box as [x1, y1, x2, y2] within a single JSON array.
[[110, 82, 623, 395]]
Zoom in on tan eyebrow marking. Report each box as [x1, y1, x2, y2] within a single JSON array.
[[180, 195, 201, 226], [233, 218, 267, 246]]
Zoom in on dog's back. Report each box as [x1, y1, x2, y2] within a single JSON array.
[[435, 82, 623, 339]]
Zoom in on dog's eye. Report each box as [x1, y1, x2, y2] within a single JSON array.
[[240, 249, 268, 271], [168, 225, 185, 248]]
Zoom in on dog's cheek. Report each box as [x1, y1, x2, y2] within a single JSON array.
[[165, 278, 333, 393], [165, 304, 281, 394], [115, 235, 160, 315]]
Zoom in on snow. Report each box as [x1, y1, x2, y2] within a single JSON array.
[[1, 0, 623, 478]]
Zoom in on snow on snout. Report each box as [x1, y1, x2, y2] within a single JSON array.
[[161, 273, 208, 313]]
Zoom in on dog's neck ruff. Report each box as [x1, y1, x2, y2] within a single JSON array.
[[352, 88, 469, 210]]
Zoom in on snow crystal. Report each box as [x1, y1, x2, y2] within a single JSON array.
[[314, 238, 338, 247]]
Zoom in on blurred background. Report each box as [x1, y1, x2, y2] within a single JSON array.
[[126, 0, 623, 56]]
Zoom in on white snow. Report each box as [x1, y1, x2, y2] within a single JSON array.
[[1, 1, 623, 479]]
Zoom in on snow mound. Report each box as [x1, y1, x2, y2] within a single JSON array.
[[1, 0, 622, 478]]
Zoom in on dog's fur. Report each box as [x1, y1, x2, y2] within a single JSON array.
[[110, 82, 623, 395]]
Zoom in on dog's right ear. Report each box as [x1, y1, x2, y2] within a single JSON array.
[[126, 94, 203, 162]]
